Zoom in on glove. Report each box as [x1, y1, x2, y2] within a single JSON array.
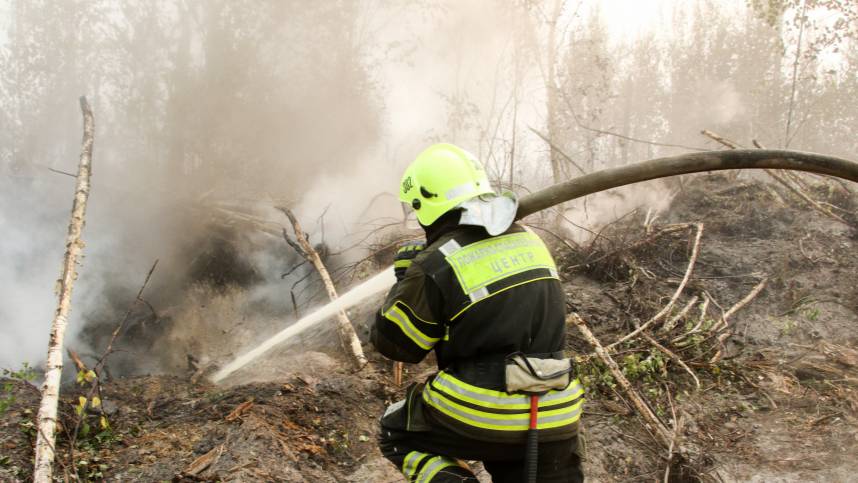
[[394, 240, 425, 281]]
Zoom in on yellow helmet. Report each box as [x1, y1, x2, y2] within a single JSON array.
[[399, 143, 494, 226]]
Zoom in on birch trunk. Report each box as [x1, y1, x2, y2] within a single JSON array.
[[280, 208, 367, 369], [33, 96, 95, 483]]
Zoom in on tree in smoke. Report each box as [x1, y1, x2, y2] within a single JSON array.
[[0, 0, 395, 372], [748, 0, 858, 148], [33, 97, 94, 483]]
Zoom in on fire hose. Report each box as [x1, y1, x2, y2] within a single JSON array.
[[513, 148, 858, 480], [212, 149, 858, 390], [516, 149, 858, 219]]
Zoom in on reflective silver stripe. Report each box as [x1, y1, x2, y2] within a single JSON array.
[[417, 456, 458, 483], [543, 380, 584, 403], [468, 286, 490, 302], [549, 268, 559, 279], [424, 389, 582, 429], [445, 182, 474, 200], [433, 374, 527, 406], [439, 239, 461, 256], [403, 450, 429, 478], [384, 306, 438, 350], [433, 372, 584, 407]]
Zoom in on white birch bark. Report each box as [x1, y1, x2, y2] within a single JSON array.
[[281, 208, 367, 369], [33, 96, 95, 483]]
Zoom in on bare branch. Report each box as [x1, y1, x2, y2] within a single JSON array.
[[710, 279, 768, 363], [280, 260, 308, 279], [569, 313, 674, 447], [707, 131, 854, 228], [67, 260, 159, 473], [528, 127, 588, 175], [47, 167, 77, 178], [606, 223, 703, 350], [277, 207, 367, 369], [700, 129, 742, 149]]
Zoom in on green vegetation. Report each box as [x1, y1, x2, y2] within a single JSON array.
[[577, 350, 667, 395], [1, 363, 36, 417]]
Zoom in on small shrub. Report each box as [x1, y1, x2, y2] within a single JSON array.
[[1, 363, 36, 416]]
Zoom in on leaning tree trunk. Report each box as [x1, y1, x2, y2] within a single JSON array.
[[33, 96, 95, 483], [280, 208, 368, 369]]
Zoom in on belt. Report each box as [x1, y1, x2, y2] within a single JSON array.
[[446, 351, 566, 391]]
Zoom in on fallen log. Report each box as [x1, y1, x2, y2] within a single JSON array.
[[33, 97, 95, 483]]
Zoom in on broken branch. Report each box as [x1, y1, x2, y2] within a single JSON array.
[[67, 260, 159, 477], [528, 127, 588, 175], [570, 313, 674, 446], [278, 207, 367, 369], [710, 279, 768, 363], [607, 223, 703, 350], [706, 132, 853, 228], [700, 129, 742, 149]]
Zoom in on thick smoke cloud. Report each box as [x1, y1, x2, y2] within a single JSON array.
[[0, 1, 404, 372], [1, 0, 855, 373]]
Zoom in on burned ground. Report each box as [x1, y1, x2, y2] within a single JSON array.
[[2, 174, 857, 482]]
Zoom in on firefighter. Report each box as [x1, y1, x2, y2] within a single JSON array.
[[372, 143, 584, 482]]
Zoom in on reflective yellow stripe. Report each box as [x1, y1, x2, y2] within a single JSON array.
[[445, 231, 557, 294], [396, 301, 436, 325], [398, 244, 423, 254], [423, 386, 583, 431], [383, 305, 439, 350], [416, 456, 458, 483], [422, 371, 584, 432], [394, 260, 411, 268], [403, 451, 430, 479], [433, 371, 584, 410]]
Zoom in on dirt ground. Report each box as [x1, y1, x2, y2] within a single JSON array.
[[2, 173, 857, 482]]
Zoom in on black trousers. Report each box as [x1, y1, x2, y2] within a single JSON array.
[[378, 385, 584, 483]]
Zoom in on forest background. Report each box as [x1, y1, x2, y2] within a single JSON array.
[[0, 0, 856, 373]]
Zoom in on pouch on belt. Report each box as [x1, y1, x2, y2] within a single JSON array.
[[504, 353, 574, 393]]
